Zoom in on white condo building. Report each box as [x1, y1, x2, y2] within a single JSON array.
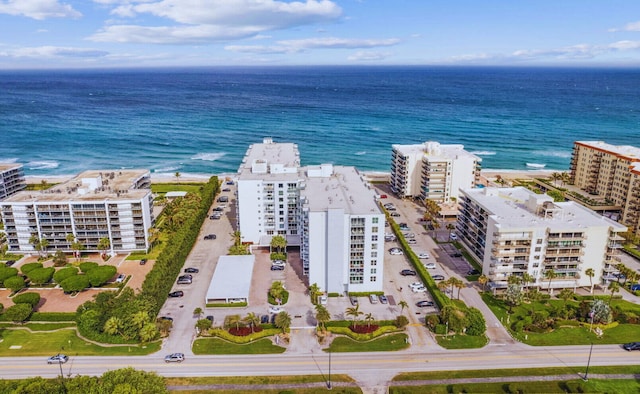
[[390, 141, 481, 203], [0, 170, 154, 255], [0, 164, 26, 201], [457, 187, 626, 290], [236, 138, 384, 293]]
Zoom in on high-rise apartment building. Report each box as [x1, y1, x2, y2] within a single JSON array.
[[570, 141, 640, 236], [0, 164, 26, 200], [0, 170, 154, 255], [236, 138, 384, 293], [457, 187, 626, 290], [390, 141, 481, 203]]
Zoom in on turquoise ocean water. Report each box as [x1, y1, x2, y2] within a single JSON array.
[[1, 66, 639, 177]]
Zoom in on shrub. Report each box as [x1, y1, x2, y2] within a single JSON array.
[[465, 307, 486, 336], [349, 324, 379, 334], [0, 267, 18, 282], [4, 276, 26, 292], [4, 303, 33, 322], [20, 262, 43, 274], [87, 265, 117, 287], [425, 314, 440, 330], [60, 275, 90, 293], [12, 292, 41, 307], [435, 324, 447, 335], [53, 266, 79, 284], [79, 262, 99, 273], [394, 315, 409, 328], [26, 267, 55, 285]]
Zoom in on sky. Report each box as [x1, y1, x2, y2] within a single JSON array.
[[2, 0, 640, 69]]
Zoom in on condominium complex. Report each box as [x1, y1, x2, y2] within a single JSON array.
[[0, 164, 26, 201], [390, 141, 481, 203], [570, 140, 640, 236], [0, 170, 154, 255], [457, 186, 626, 290], [236, 138, 384, 293]]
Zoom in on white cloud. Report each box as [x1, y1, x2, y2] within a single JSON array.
[[90, 0, 342, 44], [608, 40, 640, 50], [347, 51, 392, 61], [609, 20, 640, 32], [0, 0, 81, 20], [225, 36, 400, 54], [0, 46, 108, 58]]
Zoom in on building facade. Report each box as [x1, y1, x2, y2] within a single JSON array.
[[236, 138, 384, 293], [0, 164, 26, 201], [0, 170, 154, 255], [390, 141, 481, 203], [570, 141, 640, 236], [457, 187, 626, 290]]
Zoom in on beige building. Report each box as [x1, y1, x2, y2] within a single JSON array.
[[570, 141, 640, 236], [0, 163, 26, 201], [390, 141, 481, 203], [0, 170, 154, 254]]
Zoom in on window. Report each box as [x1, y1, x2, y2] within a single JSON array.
[[370, 276, 377, 282], [371, 268, 376, 274], [371, 243, 378, 250], [372, 217, 379, 224], [371, 259, 377, 266], [372, 226, 378, 233], [372, 235, 378, 242], [535, 247, 541, 252], [371, 251, 377, 258]]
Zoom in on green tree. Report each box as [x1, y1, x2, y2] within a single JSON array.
[[99, 367, 168, 394], [544, 269, 557, 296], [270, 235, 287, 255], [398, 300, 409, 314], [71, 240, 85, 261], [53, 266, 78, 284], [139, 322, 159, 343], [608, 281, 620, 306], [60, 275, 90, 293], [26, 267, 55, 285], [584, 268, 595, 294], [558, 288, 574, 319], [346, 304, 363, 326], [550, 172, 561, 186], [450, 277, 465, 299], [12, 292, 41, 307], [309, 282, 321, 305], [478, 274, 489, 292], [175, 171, 181, 183], [52, 250, 68, 267], [395, 315, 409, 328], [193, 307, 203, 318], [591, 299, 612, 324], [98, 237, 111, 257], [269, 281, 286, 304], [147, 227, 160, 252], [4, 276, 25, 293], [196, 318, 213, 333], [504, 284, 523, 314], [243, 312, 260, 333], [315, 304, 331, 330], [86, 265, 117, 287], [103, 316, 123, 336], [465, 307, 486, 336], [445, 223, 456, 240], [274, 311, 291, 333], [131, 310, 149, 330], [364, 312, 374, 327], [4, 303, 32, 323], [225, 314, 242, 331]]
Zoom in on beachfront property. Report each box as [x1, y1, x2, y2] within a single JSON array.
[[570, 141, 640, 236], [390, 141, 481, 203], [457, 186, 626, 290], [0, 163, 26, 201], [236, 138, 384, 293], [0, 170, 154, 255]]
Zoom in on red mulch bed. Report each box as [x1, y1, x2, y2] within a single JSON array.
[[228, 326, 263, 336], [349, 324, 379, 334]]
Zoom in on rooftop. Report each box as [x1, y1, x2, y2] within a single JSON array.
[[0, 163, 23, 172], [205, 255, 255, 302], [463, 186, 626, 231], [2, 169, 151, 203], [393, 141, 481, 162], [576, 141, 640, 161], [238, 137, 301, 181]]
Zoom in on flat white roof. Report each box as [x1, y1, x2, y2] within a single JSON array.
[[576, 141, 640, 161], [393, 141, 481, 162], [165, 191, 188, 198], [205, 255, 255, 302], [238, 138, 301, 181]]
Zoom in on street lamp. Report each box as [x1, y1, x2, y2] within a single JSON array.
[[583, 342, 594, 382], [327, 349, 332, 390]]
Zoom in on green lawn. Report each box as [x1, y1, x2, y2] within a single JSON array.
[[0, 328, 160, 356], [0, 322, 76, 331], [165, 375, 355, 386], [390, 379, 639, 394], [151, 183, 205, 194], [434, 334, 488, 349], [192, 338, 286, 355], [181, 388, 361, 394], [325, 333, 409, 353]]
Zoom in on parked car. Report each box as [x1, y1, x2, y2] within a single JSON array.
[[379, 295, 388, 304], [139, 258, 147, 265], [269, 306, 284, 314], [417, 252, 430, 259], [213, 207, 224, 212], [159, 316, 173, 322], [390, 212, 401, 217], [412, 286, 427, 293], [385, 235, 396, 242], [164, 353, 185, 363], [451, 252, 463, 257], [424, 262, 437, 269], [115, 274, 126, 283], [416, 300, 435, 307], [449, 233, 458, 241], [270, 265, 284, 271], [217, 196, 229, 203], [184, 267, 199, 273], [222, 188, 231, 192], [630, 284, 640, 291], [206, 315, 214, 323], [432, 274, 445, 281], [389, 247, 403, 255], [4, 260, 15, 267], [400, 269, 417, 276], [179, 274, 193, 280], [260, 315, 269, 324], [623, 342, 640, 351], [203, 234, 217, 240], [467, 269, 480, 275], [318, 295, 328, 305], [403, 233, 416, 238], [177, 276, 192, 284], [271, 260, 286, 267], [369, 294, 379, 304], [407, 239, 417, 245], [210, 214, 221, 220], [350, 296, 358, 306], [409, 282, 424, 289], [168, 291, 184, 298], [47, 354, 68, 364]]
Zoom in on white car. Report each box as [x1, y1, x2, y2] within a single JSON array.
[[450, 233, 458, 241], [269, 306, 284, 314], [389, 248, 403, 255], [417, 252, 430, 259], [407, 239, 417, 245], [403, 233, 415, 239], [412, 286, 427, 293], [424, 262, 437, 269], [409, 282, 424, 289], [271, 260, 286, 267]]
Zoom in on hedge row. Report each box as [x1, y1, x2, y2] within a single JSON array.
[[141, 177, 218, 317], [326, 325, 401, 341], [207, 327, 281, 343]]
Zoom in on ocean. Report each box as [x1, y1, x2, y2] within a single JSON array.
[[1, 66, 639, 178]]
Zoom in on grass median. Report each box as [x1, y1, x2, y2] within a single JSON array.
[[325, 333, 409, 352], [192, 338, 286, 355]]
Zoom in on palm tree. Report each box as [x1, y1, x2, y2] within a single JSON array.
[[608, 281, 620, 306], [446, 223, 456, 240], [544, 269, 557, 296], [450, 277, 464, 299], [346, 304, 363, 326], [39, 238, 49, 257], [507, 275, 522, 286], [398, 300, 408, 314], [560, 171, 571, 186], [270, 235, 287, 255], [225, 314, 242, 331], [309, 283, 321, 305], [521, 272, 534, 291], [585, 268, 595, 294], [270, 281, 286, 304], [364, 312, 374, 328], [275, 311, 291, 333], [243, 312, 260, 333], [131, 310, 149, 330], [139, 322, 158, 343], [315, 304, 331, 330], [193, 307, 203, 318], [98, 237, 111, 258], [478, 274, 489, 292], [103, 316, 122, 336], [550, 172, 561, 186], [437, 280, 450, 297], [147, 227, 160, 252], [175, 171, 181, 183]]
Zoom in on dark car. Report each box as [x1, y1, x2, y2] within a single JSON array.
[[261, 315, 269, 324], [168, 291, 184, 298], [624, 342, 640, 351], [416, 300, 435, 308], [400, 269, 417, 276], [379, 295, 388, 304], [159, 316, 174, 322], [4, 260, 15, 267], [213, 207, 224, 212], [139, 258, 147, 265], [184, 267, 199, 273], [206, 315, 214, 323], [204, 234, 217, 240], [222, 188, 231, 192], [270, 265, 284, 271], [432, 274, 445, 281], [350, 296, 358, 306], [467, 269, 480, 275]]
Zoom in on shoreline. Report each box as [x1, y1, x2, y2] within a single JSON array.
[[25, 169, 558, 185]]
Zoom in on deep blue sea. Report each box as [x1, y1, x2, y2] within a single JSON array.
[[1, 66, 639, 178]]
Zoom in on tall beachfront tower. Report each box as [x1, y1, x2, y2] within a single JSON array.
[[301, 165, 385, 294], [570, 141, 640, 237], [0, 170, 154, 255], [390, 141, 481, 203], [457, 187, 626, 291], [236, 139, 385, 293], [0, 163, 26, 201]]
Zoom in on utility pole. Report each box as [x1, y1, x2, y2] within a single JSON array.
[[583, 342, 594, 382], [327, 349, 332, 390]]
